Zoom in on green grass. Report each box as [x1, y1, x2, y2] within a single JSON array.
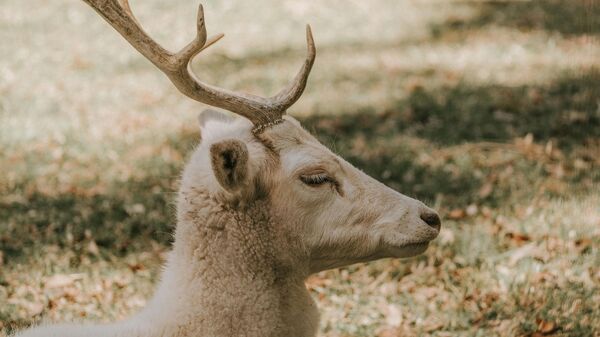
[[1, 0, 599, 336]]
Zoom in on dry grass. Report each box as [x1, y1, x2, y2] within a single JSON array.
[[1, 0, 599, 336]]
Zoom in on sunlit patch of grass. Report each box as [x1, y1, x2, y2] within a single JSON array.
[[0, 246, 165, 335]]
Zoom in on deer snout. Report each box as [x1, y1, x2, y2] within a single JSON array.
[[420, 210, 441, 232]]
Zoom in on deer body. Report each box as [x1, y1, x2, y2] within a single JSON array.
[[15, 1, 441, 336]]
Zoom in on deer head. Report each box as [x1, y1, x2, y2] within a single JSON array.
[[83, 0, 441, 275]]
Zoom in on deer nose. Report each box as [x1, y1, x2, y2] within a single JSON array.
[[420, 211, 441, 231]]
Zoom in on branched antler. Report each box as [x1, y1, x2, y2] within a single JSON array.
[[82, 0, 316, 132]]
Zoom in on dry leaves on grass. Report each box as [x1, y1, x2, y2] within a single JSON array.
[[44, 274, 84, 289]]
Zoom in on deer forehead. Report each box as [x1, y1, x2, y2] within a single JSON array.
[[198, 117, 365, 193], [282, 149, 343, 175]]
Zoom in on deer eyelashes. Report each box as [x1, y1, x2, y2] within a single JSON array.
[[298, 169, 343, 196], [300, 172, 333, 186]]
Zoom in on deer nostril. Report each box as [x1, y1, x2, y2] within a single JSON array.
[[420, 211, 441, 230]]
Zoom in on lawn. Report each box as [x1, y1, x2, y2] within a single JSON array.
[[1, 0, 599, 336]]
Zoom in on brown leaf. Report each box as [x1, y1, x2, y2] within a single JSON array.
[[574, 238, 592, 254], [478, 183, 493, 198], [377, 328, 399, 337], [506, 232, 531, 245], [44, 274, 81, 289], [536, 319, 559, 335], [377, 326, 416, 337], [481, 206, 492, 218], [448, 208, 465, 219], [423, 321, 444, 332], [306, 274, 332, 289], [127, 262, 145, 272]]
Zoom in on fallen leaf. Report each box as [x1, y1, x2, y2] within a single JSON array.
[[508, 243, 538, 267], [127, 262, 145, 272], [385, 304, 402, 327], [478, 183, 493, 198], [24, 302, 44, 316], [87, 240, 100, 256], [44, 274, 83, 289], [377, 328, 399, 337], [506, 232, 531, 245], [306, 274, 333, 289], [536, 319, 559, 335], [466, 204, 478, 216], [423, 320, 444, 332], [574, 238, 592, 254], [448, 209, 465, 219], [524, 133, 534, 146]]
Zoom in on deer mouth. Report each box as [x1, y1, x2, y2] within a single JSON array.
[[385, 241, 431, 258]]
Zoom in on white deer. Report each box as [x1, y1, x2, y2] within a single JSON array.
[[15, 1, 441, 336]]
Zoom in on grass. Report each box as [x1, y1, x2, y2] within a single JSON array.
[[1, 0, 599, 336]]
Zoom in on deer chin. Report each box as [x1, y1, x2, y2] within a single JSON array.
[[384, 242, 431, 258], [308, 240, 431, 273]]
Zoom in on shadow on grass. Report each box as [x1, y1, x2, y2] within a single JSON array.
[[303, 70, 600, 147], [301, 70, 599, 208], [0, 131, 199, 260], [0, 181, 172, 258], [433, 0, 600, 36]]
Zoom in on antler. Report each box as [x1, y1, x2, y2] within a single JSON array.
[[82, 0, 316, 132]]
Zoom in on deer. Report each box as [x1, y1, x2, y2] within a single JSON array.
[[14, 1, 441, 336]]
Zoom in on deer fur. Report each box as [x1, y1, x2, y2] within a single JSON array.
[[15, 112, 440, 337]]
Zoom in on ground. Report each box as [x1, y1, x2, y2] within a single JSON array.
[[0, 0, 599, 336]]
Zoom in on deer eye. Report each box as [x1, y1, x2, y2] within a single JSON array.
[[300, 173, 332, 186]]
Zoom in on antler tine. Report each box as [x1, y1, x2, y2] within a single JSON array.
[[173, 4, 212, 67], [270, 25, 316, 112], [83, 0, 316, 132]]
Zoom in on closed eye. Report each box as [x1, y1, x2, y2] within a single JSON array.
[[300, 173, 333, 186]]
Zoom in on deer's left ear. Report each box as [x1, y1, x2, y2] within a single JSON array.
[[198, 109, 233, 127], [210, 139, 249, 193], [198, 109, 234, 140]]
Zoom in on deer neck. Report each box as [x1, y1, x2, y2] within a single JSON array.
[[174, 187, 283, 282], [135, 187, 318, 337]]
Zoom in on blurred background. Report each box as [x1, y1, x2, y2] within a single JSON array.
[[0, 0, 598, 336]]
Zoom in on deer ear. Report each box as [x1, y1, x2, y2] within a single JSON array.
[[210, 139, 249, 192], [198, 109, 233, 129]]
